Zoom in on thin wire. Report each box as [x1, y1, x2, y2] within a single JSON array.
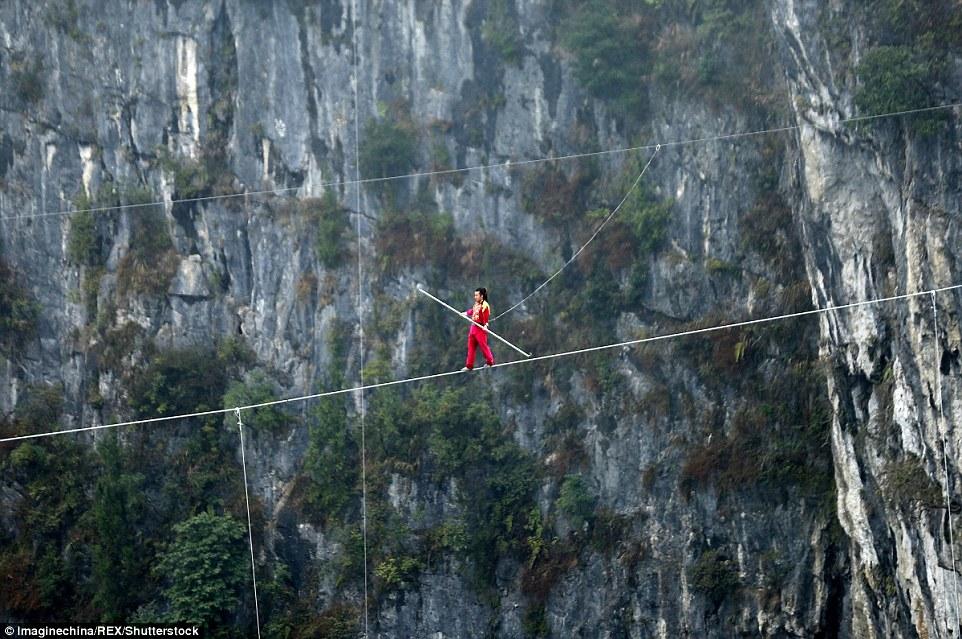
[[492, 145, 660, 321], [235, 408, 262, 639], [5, 283, 961, 444], [349, 0, 370, 634], [2, 102, 958, 223], [931, 292, 962, 630]]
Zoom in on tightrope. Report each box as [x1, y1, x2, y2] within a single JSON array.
[[1, 103, 958, 223], [3, 283, 959, 444]]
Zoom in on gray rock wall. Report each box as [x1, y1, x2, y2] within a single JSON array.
[[1, 0, 960, 636]]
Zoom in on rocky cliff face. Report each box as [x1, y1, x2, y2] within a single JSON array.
[[1, 0, 960, 637]]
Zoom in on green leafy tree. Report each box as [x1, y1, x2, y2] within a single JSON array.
[[92, 435, 147, 620], [223, 370, 290, 432], [0, 259, 40, 355], [855, 46, 943, 134], [128, 348, 227, 418], [359, 119, 418, 180], [155, 511, 249, 628], [556, 474, 596, 530], [561, 2, 649, 114], [303, 396, 358, 522]]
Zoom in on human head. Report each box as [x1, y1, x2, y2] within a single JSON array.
[[475, 287, 487, 303]]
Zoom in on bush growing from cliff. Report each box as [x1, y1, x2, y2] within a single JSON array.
[[116, 207, 178, 298], [359, 118, 418, 195], [10, 57, 45, 105], [303, 191, 351, 268], [375, 209, 458, 276], [223, 370, 291, 432], [854, 46, 944, 134], [482, 0, 524, 65], [882, 456, 943, 511], [91, 435, 148, 621], [560, 2, 649, 115], [302, 395, 358, 523], [1, 386, 94, 619], [689, 548, 740, 607], [0, 258, 40, 354], [67, 210, 101, 266], [154, 511, 248, 627], [556, 474, 596, 530], [127, 347, 228, 419]]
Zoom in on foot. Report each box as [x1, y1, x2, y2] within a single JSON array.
[[483, 363, 494, 368], [460, 366, 471, 372]]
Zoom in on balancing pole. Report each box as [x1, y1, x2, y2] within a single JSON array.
[[417, 287, 532, 358]]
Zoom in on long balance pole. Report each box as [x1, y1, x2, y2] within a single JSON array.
[[417, 287, 532, 358]]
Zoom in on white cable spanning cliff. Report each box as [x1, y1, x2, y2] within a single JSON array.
[[491, 145, 660, 321], [0, 102, 958, 223], [3, 283, 961, 444], [348, 0, 371, 633]]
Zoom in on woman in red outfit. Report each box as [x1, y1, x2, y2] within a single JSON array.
[[462, 287, 495, 370]]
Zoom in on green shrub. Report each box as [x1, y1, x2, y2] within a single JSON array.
[[622, 184, 672, 256], [311, 604, 360, 639], [155, 511, 248, 627], [522, 602, 549, 637], [302, 396, 358, 523], [92, 435, 147, 621], [883, 455, 943, 510], [374, 555, 421, 590], [67, 210, 101, 266], [358, 118, 418, 190], [854, 46, 943, 134], [483, 0, 524, 65], [116, 207, 178, 297], [0, 259, 40, 354], [560, 2, 649, 114], [869, 0, 962, 51], [223, 370, 291, 432], [127, 348, 227, 419], [556, 474, 595, 530], [375, 209, 458, 275], [689, 548, 740, 606], [159, 151, 212, 200], [10, 57, 44, 105], [1, 390, 93, 618], [305, 191, 351, 267]]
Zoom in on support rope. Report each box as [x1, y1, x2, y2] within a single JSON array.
[[235, 408, 262, 639], [492, 145, 659, 321], [349, 0, 370, 634]]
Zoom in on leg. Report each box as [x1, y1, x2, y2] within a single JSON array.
[[466, 334, 478, 369], [477, 332, 495, 366]]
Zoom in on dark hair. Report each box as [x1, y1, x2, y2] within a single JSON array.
[[475, 287, 488, 302]]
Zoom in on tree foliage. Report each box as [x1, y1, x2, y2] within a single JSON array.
[[155, 511, 248, 628], [92, 435, 147, 621]]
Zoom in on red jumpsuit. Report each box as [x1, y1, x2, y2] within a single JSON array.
[[465, 301, 495, 369]]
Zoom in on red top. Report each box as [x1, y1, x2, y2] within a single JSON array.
[[466, 301, 490, 337]]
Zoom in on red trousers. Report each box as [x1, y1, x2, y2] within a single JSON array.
[[466, 332, 495, 368]]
